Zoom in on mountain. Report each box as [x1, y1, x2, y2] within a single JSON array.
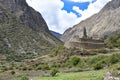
[[0, 0, 62, 55], [61, 0, 120, 43], [50, 30, 62, 39]]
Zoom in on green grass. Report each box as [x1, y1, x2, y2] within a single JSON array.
[[33, 70, 106, 80]]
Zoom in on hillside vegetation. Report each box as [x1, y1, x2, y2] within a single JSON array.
[[105, 34, 120, 48], [33, 70, 106, 80], [0, 0, 120, 80]]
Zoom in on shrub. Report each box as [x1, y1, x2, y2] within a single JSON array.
[[22, 67, 28, 71], [36, 64, 50, 70], [97, 48, 108, 54], [116, 39, 120, 47], [88, 49, 97, 55], [17, 75, 29, 80], [50, 64, 61, 69], [1, 66, 8, 72], [27, 67, 33, 71], [41, 64, 50, 70], [50, 68, 59, 77], [11, 70, 15, 75], [93, 61, 103, 70], [70, 56, 80, 66], [36, 65, 42, 70], [109, 63, 120, 70], [108, 54, 119, 64], [87, 55, 108, 69], [105, 34, 120, 48], [77, 68, 83, 72], [49, 45, 66, 56], [82, 49, 90, 55]]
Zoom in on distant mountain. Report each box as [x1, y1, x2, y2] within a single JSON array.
[[50, 31, 62, 39], [61, 0, 120, 43], [0, 0, 62, 55]]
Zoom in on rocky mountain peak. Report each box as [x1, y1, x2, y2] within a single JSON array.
[[102, 0, 120, 11], [1, 0, 49, 31], [0, 0, 27, 10]]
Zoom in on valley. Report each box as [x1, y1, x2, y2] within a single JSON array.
[[0, 44, 120, 80], [0, 0, 120, 80]]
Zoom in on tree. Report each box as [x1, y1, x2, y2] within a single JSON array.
[[83, 27, 87, 38]]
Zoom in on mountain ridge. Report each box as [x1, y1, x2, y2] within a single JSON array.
[[50, 30, 62, 39], [61, 0, 120, 44], [0, 0, 62, 55]]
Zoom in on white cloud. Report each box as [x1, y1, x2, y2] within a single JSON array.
[[26, 0, 78, 34], [26, 0, 111, 34], [73, 0, 111, 22], [71, 0, 94, 2]]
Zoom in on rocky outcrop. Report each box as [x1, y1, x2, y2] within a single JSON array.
[[0, 0, 48, 31], [104, 72, 120, 80], [61, 0, 120, 43], [0, 0, 62, 55]]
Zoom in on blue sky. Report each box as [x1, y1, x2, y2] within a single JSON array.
[[61, 0, 96, 17], [26, 0, 111, 34]]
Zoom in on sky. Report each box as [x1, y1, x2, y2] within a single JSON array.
[[26, 0, 111, 34]]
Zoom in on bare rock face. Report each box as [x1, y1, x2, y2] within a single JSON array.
[[102, 0, 120, 11], [104, 72, 114, 80], [0, 0, 48, 31], [0, 0, 62, 54], [104, 72, 120, 80], [61, 0, 120, 43]]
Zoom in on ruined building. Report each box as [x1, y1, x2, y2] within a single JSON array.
[[65, 27, 105, 49]]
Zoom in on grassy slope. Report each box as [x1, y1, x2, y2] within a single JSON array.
[[33, 70, 106, 80]]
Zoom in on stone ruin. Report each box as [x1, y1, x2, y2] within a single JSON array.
[[65, 27, 105, 49]]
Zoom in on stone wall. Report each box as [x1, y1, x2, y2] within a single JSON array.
[[64, 40, 104, 49]]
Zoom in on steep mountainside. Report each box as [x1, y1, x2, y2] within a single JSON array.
[[50, 30, 62, 39], [61, 0, 120, 43], [0, 0, 62, 55]]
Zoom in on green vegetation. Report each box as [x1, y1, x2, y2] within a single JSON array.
[[33, 70, 106, 80], [0, 44, 119, 80], [17, 75, 29, 80], [0, 1, 120, 80], [36, 64, 50, 70], [105, 34, 120, 48], [0, 34, 119, 80], [69, 56, 80, 66], [6, 53, 35, 62], [49, 45, 67, 56], [50, 68, 59, 77]]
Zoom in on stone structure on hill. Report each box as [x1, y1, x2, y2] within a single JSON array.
[[64, 27, 104, 49], [61, 0, 120, 44]]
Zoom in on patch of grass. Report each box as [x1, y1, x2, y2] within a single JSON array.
[[17, 75, 29, 80], [33, 70, 106, 80]]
